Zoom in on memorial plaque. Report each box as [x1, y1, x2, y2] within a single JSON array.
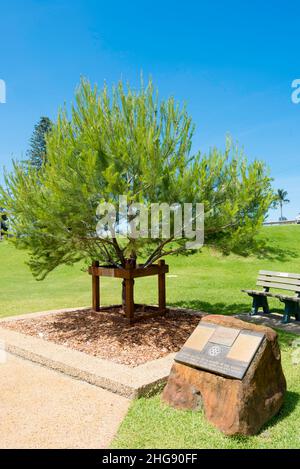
[[175, 321, 265, 379]]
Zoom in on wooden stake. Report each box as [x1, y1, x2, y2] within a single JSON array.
[[92, 260, 100, 312], [158, 259, 166, 313], [125, 259, 135, 323]]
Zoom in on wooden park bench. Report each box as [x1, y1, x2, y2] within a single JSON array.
[[242, 270, 300, 324]]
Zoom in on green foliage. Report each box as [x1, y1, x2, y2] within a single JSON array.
[[1, 79, 274, 279], [25, 116, 52, 170]]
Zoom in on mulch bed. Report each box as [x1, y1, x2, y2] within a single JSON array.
[[2, 308, 201, 367]]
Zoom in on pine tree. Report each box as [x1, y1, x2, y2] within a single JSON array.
[[26, 116, 52, 170], [1, 79, 275, 280]]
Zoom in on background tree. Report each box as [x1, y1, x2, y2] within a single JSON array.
[[1, 79, 274, 283], [0, 207, 8, 240], [276, 189, 290, 221], [25, 116, 52, 170]]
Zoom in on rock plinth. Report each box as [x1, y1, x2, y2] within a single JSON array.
[[162, 315, 286, 435]]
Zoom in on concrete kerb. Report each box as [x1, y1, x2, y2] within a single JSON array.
[[0, 307, 204, 399]]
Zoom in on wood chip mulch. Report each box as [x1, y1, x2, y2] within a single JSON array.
[[2, 308, 201, 367]]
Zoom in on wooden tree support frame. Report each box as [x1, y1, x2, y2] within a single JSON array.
[[88, 259, 169, 324]]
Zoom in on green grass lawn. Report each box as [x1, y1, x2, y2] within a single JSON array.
[[1, 225, 300, 318], [1, 225, 300, 448]]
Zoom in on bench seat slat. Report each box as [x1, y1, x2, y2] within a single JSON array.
[[274, 294, 300, 302], [257, 275, 300, 287], [241, 289, 269, 296], [259, 270, 300, 280], [242, 289, 280, 298], [256, 280, 300, 292]]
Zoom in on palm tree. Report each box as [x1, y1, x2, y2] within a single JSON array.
[[277, 189, 290, 220]]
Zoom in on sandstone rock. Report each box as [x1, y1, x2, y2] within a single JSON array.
[[162, 315, 286, 435]]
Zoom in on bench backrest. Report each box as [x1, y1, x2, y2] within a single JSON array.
[[257, 270, 300, 293]]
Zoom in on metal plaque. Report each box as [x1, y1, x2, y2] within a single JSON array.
[[175, 322, 265, 379]]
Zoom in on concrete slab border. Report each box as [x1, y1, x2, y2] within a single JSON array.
[[0, 307, 204, 399]]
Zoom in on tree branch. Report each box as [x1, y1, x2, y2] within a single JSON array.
[[144, 236, 174, 267]]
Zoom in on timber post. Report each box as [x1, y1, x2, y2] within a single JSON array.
[[88, 259, 169, 323], [92, 260, 100, 312], [158, 259, 166, 314], [125, 258, 135, 324]]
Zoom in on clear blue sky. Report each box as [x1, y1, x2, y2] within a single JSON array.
[[0, 0, 299, 220]]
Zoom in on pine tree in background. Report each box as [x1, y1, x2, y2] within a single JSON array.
[[26, 116, 52, 170], [0, 207, 8, 240]]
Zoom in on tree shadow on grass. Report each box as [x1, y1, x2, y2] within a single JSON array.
[[255, 246, 299, 263], [170, 299, 250, 315], [231, 240, 299, 263], [171, 300, 298, 324]]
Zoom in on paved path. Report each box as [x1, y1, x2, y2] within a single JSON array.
[[0, 353, 130, 449], [235, 312, 300, 335]]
